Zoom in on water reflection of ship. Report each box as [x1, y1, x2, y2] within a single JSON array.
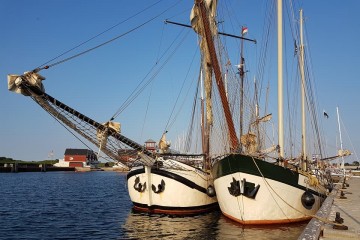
[[122, 211, 220, 240], [122, 211, 307, 240], [215, 216, 307, 240]]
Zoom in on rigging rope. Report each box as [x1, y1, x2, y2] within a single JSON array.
[[110, 28, 190, 121], [140, 82, 154, 144], [35, 0, 182, 71], [165, 47, 199, 132], [32, 95, 94, 151], [37, 0, 165, 70], [185, 67, 201, 153], [250, 156, 345, 226]]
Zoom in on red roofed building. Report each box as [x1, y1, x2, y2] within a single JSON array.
[[64, 149, 99, 168], [145, 139, 157, 152]]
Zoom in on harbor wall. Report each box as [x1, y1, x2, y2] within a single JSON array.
[[0, 163, 75, 172]]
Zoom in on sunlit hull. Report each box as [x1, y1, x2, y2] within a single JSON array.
[[212, 154, 327, 224], [127, 159, 218, 215]]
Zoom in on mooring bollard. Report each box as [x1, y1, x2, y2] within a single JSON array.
[[340, 190, 347, 199], [335, 212, 343, 224], [333, 212, 348, 230]]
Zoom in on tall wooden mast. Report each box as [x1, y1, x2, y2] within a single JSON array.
[[196, 0, 239, 151], [200, 70, 210, 170], [277, 0, 284, 158], [299, 9, 307, 170], [239, 27, 245, 152], [336, 107, 345, 170]]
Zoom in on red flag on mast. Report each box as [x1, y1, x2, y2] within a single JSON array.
[[242, 27, 248, 35]]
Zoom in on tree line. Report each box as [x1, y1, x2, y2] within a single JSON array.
[[0, 157, 59, 165]]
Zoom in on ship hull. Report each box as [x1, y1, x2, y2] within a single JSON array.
[[212, 154, 326, 225], [127, 160, 218, 215]]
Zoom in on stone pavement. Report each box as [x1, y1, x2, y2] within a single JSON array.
[[321, 177, 360, 239]]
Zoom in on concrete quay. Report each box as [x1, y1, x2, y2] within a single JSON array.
[[299, 177, 360, 239]]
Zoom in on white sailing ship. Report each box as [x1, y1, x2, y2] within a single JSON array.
[[7, 1, 219, 215], [8, 0, 351, 222], [188, 0, 340, 224]]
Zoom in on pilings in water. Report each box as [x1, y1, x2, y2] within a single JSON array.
[[40, 164, 46, 172], [11, 163, 18, 173]]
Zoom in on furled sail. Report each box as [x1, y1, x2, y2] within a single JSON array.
[[240, 132, 258, 154], [251, 113, 272, 128], [190, 0, 218, 127], [190, 0, 217, 36], [256, 113, 272, 123], [158, 132, 171, 153], [97, 121, 121, 152], [338, 149, 351, 157], [8, 71, 45, 96]]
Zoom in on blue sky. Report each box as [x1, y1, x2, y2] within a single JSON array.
[[1, 0, 359, 163]]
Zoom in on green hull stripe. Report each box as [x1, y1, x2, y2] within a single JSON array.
[[213, 154, 299, 188], [212, 154, 326, 198]]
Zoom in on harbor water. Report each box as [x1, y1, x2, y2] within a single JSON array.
[[0, 171, 306, 239]]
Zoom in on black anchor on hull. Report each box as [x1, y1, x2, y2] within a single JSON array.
[[228, 177, 260, 199], [134, 176, 146, 192], [228, 177, 241, 197], [152, 179, 165, 194]]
